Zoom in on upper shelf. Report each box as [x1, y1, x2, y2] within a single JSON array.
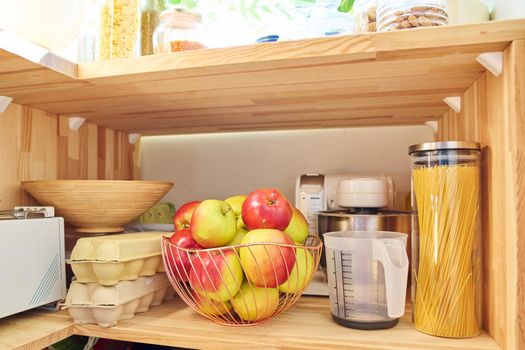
[[1, 20, 525, 135]]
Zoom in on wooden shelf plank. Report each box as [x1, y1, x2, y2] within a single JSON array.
[[1, 20, 525, 135], [74, 297, 501, 350], [0, 308, 74, 350]]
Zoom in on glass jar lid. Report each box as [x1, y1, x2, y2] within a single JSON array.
[[160, 8, 202, 26], [408, 141, 481, 155]]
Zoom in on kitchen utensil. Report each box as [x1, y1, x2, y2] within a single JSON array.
[[161, 236, 322, 326], [22, 180, 173, 233], [324, 231, 408, 329], [409, 141, 481, 338], [0, 207, 66, 319]]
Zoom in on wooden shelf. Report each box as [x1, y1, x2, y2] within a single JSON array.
[[0, 20, 524, 135], [0, 297, 501, 350]]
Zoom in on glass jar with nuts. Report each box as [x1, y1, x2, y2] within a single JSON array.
[[354, 0, 378, 33], [377, 0, 448, 32]]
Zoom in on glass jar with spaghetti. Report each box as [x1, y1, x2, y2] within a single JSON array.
[[153, 8, 207, 54], [408, 141, 481, 338]]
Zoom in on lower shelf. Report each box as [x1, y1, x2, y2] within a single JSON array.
[[74, 297, 500, 350]]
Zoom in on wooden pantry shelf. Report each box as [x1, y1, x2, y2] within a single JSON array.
[[1, 20, 525, 135], [0, 297, 501, 350]]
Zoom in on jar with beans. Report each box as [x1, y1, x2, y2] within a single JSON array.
[[377, 0, 448, 32], [354, 0, 378, 33]]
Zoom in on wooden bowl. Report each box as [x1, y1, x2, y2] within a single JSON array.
[[22, 180, 174, 233]]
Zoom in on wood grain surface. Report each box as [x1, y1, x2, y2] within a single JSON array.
[[0, 297, 501, 350], [437, 40, 525, 350], [0, 103, 141, 211], [0, 20, 524, 134]]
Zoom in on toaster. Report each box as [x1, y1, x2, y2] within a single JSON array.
[[0, 207, 66, 318]]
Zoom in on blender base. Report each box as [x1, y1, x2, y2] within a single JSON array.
[[331, 314, 399, 330]]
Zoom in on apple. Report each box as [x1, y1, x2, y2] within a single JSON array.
[[191, 199, 237, 248], [192, 290, 233, 317], [239, 229, 296, 288], [189, 250, 243, 302], [225, 195, 247, 229], [242, 188, 292, 231], [174, 201, 200, 230], [278, 249, 315, 293], [165, 228, 202, 281], [284, 208, 309, 244], [226, 227, 248, 247], [231, 281, 279, 321]]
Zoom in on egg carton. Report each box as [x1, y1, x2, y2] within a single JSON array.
[[68, 232, 168, 285], [63, 273, 174, 328]]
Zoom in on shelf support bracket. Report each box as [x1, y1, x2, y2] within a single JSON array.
[[129, 133, 141, 145], [476, 52, 503, 77], [443, 96, 461, 113], [69, 117, 86, 131], [0, 96, 13, 113]]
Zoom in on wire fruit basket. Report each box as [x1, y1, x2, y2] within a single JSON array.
[[161, 235, 322, 326]]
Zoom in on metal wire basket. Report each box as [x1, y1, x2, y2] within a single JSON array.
[[161, 235, 322, 326]]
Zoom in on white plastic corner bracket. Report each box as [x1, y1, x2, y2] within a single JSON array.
[[0, 96, 13, 112], [443, 96, 461, 113], [476, 52, 503, 77], [425, 121, 439, 134], [69, 117, 86, 131], [128, 133, 141, 145]]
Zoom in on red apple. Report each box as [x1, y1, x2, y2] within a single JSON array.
[[189, 250, 244, 302], [174, 201, 200, 231], [239, 229, 296, 288], [165, 228, 202, 281], [242, 189, 292, 231], [191, 199, 237, 248]]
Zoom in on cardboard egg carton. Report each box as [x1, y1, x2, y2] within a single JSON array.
[[68, 232, 169, 286], [63, 273, 173, 328]]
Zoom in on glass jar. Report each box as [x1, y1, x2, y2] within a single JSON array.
[[377, 0, 448, 32], [408, 141, 481, 338], [153, 9, 206, 54], [98, 0, 140, 60], [354, 0, 378, 33], [140, 0, 166, 56]]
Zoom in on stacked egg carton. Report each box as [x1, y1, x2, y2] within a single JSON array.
[[62, 232, 173, 327]]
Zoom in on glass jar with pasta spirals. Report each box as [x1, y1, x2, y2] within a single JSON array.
[[408, 141, 481, 338], [153, 8, 207, 54]]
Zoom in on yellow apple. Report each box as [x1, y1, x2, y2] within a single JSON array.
[[284, 208, 309, 244], [278, 249, 315, 293], [231, 281, 279, 321], [225, 195, 247, 229]]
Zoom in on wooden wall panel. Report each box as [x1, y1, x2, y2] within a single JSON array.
[[0, 103, 141, 210], [437, 40, 525, 350]]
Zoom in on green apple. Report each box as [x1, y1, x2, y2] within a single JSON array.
[[284, 208, 309, 244], [231, 281, 279, 321], [192, 290, 233, 316], [226, 227, 248, 247], [190, 199, 236, 248], [278, 249, 315, 293], [225, 195, 247, 229]]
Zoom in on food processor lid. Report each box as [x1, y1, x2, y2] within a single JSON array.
[[408, 141, 481, 155]]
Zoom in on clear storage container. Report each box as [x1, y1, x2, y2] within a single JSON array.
[[409, 141, 481, 338], [98, 0, 140, 60], [377, 0, 448, 32], [140, 0, 166, 56], [354, 0, 378, 33], [153, 9, 206, 54]]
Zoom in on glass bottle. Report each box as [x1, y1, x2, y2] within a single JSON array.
[[153, 9, 206, 54], [98, 0, 140, 60], [141, 0, 166, 56]]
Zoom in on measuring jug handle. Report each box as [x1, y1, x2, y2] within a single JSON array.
[[372, 238, 409, 319]]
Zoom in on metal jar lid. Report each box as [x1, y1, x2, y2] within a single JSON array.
[[408, 141, 481, 155]]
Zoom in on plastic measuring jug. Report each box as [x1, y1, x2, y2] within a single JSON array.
[[324, 231, 408, 329]]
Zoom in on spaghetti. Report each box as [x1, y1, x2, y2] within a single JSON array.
[[412, 164, 480, 338]]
